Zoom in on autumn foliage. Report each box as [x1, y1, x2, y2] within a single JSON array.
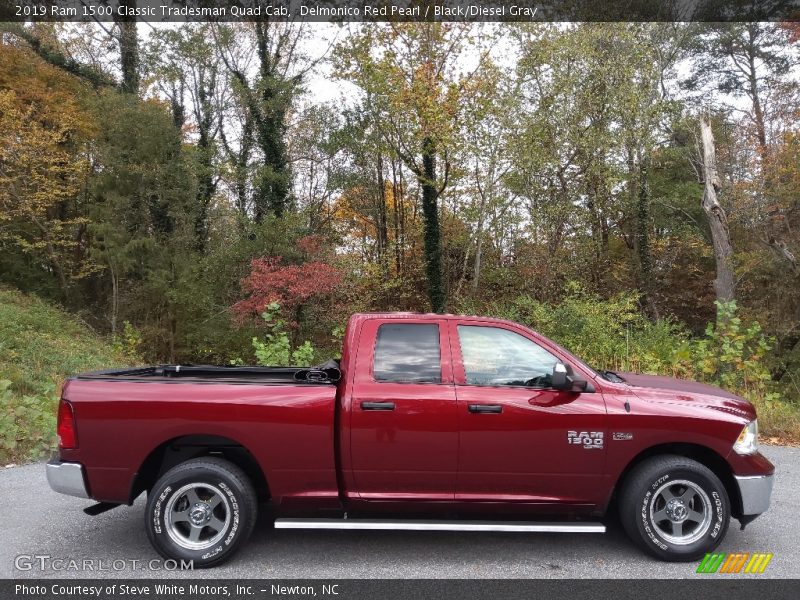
[[233, 257, 342, 325]]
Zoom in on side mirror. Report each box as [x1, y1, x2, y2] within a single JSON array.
[[551, 363, 590, 392]]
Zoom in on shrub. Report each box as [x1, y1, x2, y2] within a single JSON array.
[[464, 283, 688, 375], [0, 380, 58, 462], [675, 301, 775, 397], [0, 287, 134, 463], [112, 321, 143, 362], [675, 301, 800, 440], [252, 303, 316, 367]]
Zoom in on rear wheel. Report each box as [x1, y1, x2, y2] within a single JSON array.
[[145, 457, 257, 568], [618, 455, 729, 561]]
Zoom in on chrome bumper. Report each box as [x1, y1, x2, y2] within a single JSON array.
[[735, 473, 774, 515], [46, 460, 89, 499]]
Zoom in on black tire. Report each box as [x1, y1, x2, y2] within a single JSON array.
[[618, 454, 730, 562], [145, 457, 257, 568]]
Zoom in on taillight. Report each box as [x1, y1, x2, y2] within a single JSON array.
[[57, 400, 77, 449]]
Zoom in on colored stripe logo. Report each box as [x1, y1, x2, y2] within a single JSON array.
[[696, 552, 773, 574]]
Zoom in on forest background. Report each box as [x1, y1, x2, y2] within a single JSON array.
[[1, 19, 799, 461]]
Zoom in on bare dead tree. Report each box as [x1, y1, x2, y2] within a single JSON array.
[[700, 115, 736, 303]]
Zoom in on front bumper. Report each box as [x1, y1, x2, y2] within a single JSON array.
[[46, 460, 89, 499], [734, 473, 774, 516]]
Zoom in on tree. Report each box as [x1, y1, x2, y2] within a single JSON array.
[[233, 242, 343, 351], [451, 60, 517, 297], [214, 23, 317, 221], [512, 24, 681, 303], [233, 255, 342, 323], [116, 0, 139, 95], [290, 103, 348, 233], [0, 91, 95, 295], [335, 23, 487, 312], [328, 102, 398, 276], [699, 115, 736, 302], [0, 22, 115, 89], [87, 90, 196, 345], [0, 47, 99, 298], [144, 24, 226, 251], [1, 4, 141, 96], [684, 23, 795, 153], [685, 23, 799, 286]]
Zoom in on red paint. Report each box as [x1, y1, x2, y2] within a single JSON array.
[[59, 313, 775, 517]]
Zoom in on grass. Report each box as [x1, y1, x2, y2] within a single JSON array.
[[0, 287, 131, 463], [749, 396, 800, 445]]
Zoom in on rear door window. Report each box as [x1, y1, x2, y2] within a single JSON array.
[[373, 323, 441, 383]]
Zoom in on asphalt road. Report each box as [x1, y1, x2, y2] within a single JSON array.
[[3, 445, 799, 580]]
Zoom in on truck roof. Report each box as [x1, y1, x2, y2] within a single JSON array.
[[346, 312, 525, 329]]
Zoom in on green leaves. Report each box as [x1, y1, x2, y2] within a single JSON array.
[[251, 302, 316, 367], [680, 301, 775, 396], [0, 379, 58, 463], [111, 321, 143, 363], [673, 301, 800, 440], [496, 284, 685, 375], [0, 288, 133, 463]]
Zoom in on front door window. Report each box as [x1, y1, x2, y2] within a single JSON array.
[[457, 325, 559, 388]]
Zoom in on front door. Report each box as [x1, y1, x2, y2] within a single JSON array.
[[348, 319, 458, 500], [451, 321, 607, 506]]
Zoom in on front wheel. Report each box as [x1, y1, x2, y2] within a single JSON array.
[[619, 455, 730, 561], [145, 457, 257, 568]]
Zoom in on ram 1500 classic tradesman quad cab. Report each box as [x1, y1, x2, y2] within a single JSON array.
[[47, 313, 774, 567]]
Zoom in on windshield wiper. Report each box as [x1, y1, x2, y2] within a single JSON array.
[[601, 370, 626, 383]]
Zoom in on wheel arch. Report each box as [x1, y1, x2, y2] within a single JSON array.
[[609, 442, 742, 518], [129, 434, 270, 504]]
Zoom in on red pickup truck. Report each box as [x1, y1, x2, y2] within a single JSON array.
[[47, 312, 774, 567]]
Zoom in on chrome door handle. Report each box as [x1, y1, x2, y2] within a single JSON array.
[[468, 404, 502, 414]]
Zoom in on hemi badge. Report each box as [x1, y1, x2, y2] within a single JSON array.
[[613, 432, 633, 441]]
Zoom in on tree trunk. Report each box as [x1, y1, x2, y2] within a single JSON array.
[[765, 237, 800, 275], [110, 263, 118, 336], [117, 1, 139, 95], [169, 316, 177, 364], [376, 154, 388, 270], [0, 23, 114, 88], [194, 79, 216, 252], [471, 171, 488, 294], [252, 23, 291, 221], [391, 159, 402, 277], [420, 137, 444, 312], [472, 233, 484, 294], [398, 165, 406, 275], [747, 25, 768, 153], [235, 116, 254, 219], [700, 116, 736, 303], [636, 157, 657, 318]]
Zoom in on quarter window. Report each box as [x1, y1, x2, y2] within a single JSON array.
[[458, 325, 559, 387], [373, 323, 442, 383]]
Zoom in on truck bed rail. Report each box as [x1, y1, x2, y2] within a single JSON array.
[[74, 361, 341, 384]]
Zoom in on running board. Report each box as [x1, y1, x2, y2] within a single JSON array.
[[274, 518, 605, 533]]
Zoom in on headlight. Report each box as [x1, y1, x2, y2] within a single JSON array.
[[733, 420, 758, 455]]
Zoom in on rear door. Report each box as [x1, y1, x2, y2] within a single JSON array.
[[348, 318, 457, 500]]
